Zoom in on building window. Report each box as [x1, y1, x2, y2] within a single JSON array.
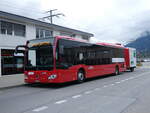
[[36, 28, 40, 38], [0, 21, 13, 35], [0, 20, 26, 37], [14, 23, 25, 37], [36, 28, 52, 39], [71, 34, 76, 37], [45, 30, 52, 38], [40, 29, 44, 38], [82, 36, 89, 41]]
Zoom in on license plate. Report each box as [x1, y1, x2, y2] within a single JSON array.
[[35, 80, 39, 82]]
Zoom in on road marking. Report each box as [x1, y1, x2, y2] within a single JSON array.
[[32, 106, 48, 112], [125, 78, 129, 81], [121, 79, 126, 82], [103, 85, 108, 88], [72, 94, 82, 99], [115, 81, 121, 84], [94, 88, 100, 91], [55, 100, 67, 104], [84, 91, 93, 94], [110, 84, 115, 86], [106, 84, 115, 87]]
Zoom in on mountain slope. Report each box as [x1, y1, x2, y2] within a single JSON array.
[[126, 33, 150, 52]]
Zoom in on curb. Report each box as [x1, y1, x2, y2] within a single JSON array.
[[0, 84, 25, 90]]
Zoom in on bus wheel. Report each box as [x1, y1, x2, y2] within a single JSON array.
[[130, 67, 134, 72], [77, 70, 85, 83], [115, 67, 120, 75]]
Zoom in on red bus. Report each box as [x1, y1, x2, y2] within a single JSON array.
[[15, 36, 134, 83]]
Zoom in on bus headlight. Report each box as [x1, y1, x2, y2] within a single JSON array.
[[24, 74, 28, 79], [48, 74, 57, 80], [28, 72, 34, 75]]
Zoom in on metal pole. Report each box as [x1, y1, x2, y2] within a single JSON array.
[[50, 10, 52, 24]]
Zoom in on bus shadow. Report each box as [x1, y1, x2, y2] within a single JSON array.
[[24, 82, 77, 89], [24, 73, 124, 89], [85, 73, 124, 82]]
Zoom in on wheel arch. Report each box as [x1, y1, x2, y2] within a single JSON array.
[[115, 65, 119, 70], [114, 65, 120, 75], [77, 67, 86, 83], [78, 68, 86, 76]]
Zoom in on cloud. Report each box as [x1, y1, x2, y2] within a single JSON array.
[[0, 0, 43, 18], [1, 0, 150, 44]]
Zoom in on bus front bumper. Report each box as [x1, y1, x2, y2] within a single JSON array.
[[24, 71, 63, 83]]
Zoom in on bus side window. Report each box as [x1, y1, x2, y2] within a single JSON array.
[[59, 45, 64, 55], [79, 53, 83, 61]]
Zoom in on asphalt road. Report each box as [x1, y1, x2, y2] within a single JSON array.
[[0, 62, 150, 113]]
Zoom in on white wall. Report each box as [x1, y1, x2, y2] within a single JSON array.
[[75, 35, 82, 39], [0, 23, 36, 48], [53, 31, 60, 36], [26, 24, 36, 40], [0, 34, 27, 48]]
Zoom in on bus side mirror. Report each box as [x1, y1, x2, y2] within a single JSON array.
[[14, 45, 28, 56], [15, 45, 28, 53]]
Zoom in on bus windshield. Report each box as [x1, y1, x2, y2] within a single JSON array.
[[26, 38, 54, 70]]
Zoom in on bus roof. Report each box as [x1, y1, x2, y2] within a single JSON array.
[[96, 42, 125, 49], [28, 36, 89, 43], [55, 36, 89, 43], [28, 36, 125, 49], [57, 36, 125, 49]]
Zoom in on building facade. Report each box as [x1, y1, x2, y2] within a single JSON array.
[[0, 11, 93, 76]]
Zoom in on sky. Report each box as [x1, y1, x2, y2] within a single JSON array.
[[1, 0, 150, 44]]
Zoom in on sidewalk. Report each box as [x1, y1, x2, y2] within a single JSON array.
[[0, 74, 25, 89]]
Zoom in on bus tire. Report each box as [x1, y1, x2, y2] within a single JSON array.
[[130, 67, 134, 72], [115, 66, 120, 75], [77, 70, 85, 83]]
